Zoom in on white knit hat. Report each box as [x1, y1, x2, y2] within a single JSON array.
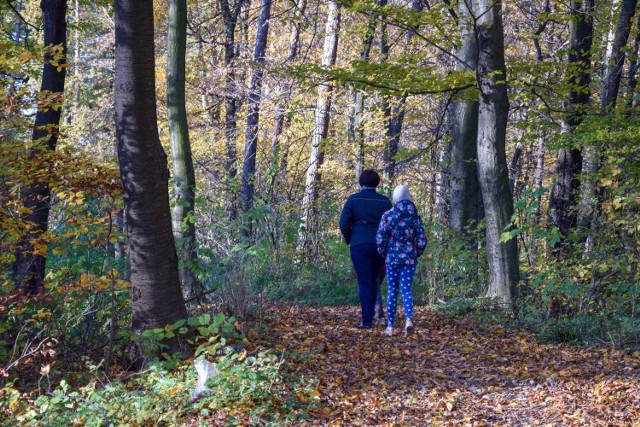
[[392, 185, 411, 203]]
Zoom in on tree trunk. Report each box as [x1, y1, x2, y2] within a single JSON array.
[[219, 0, 246, 221], [12, 0, 67, 294], [270, 0, 306, 180], [508, 142, 524, 195], [115, 0, 190, 365], [548, 0, 593, 240], [528, 134, 546, 266], [241, 0, 272, 235], [435, 139, 451, 226], [347, 0, 381, 179], [449, 0, 481, 234], [626, 16, 640, 111], [298, 0, 340, 252], [168, 0, 202, 299], [475, 0, 519, 306], [380, 0, 421, 184], [577, 0, 637, 232], [114, 208, 126, 262]]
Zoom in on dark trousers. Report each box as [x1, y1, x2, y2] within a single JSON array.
[[350, 243, 385, 327]]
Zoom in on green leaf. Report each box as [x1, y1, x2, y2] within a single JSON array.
[[171, 319, 186, 329]]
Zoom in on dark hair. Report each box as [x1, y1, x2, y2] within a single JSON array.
[[358, 169, 381, 188]]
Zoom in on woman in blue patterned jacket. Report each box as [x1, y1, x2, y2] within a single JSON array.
[[376, 185, 427, 336]]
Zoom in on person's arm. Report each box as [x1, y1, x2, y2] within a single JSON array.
[[415, 215, 427, 257], [376, 213, 390, 257], [339, 198, 353, 244]]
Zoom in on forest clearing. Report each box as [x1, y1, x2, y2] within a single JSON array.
[[1, 0, 640, 425]]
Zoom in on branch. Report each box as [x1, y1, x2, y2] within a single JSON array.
[[184, 286, 218, 304], [325, 73, 475, 96], [395, 89, 456, 167], [5, 0, 40, 32], [354, 5, 472, 71]]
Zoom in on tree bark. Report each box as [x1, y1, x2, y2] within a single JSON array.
[[435, 139, 451, 226], [508, 142, 524, 195], [626, 16, 640, 111], [13, 0, 67, 294], [528, 134, 546, 266], [474, 0, 519, 306], [449, 0, 481, 233], [168, 0, 202, 299], [115, 0, 190, 365], [548, 0, 593, 240], [241, 0, 272, 236], [219, 0, 246, 221], [298, 0, 340, 252], [577, 0, 637, 232]]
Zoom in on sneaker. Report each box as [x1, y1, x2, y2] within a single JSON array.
[[357, 323, 372, 330], [405, 319, 415, 337], [374, 317, 386, 326], [382, 327, 395, 336]]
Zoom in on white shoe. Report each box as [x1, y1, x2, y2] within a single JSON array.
[[382, 327, 395, 336]]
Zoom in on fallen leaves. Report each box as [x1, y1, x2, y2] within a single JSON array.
[[263, 304, 640, 426]]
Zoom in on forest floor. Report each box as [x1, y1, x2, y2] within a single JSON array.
[[261, 304, 640, 426]]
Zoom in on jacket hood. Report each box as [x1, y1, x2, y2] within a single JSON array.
[[394, 199, 419, 218]]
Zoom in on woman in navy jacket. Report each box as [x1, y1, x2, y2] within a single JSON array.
[[339, 170, 392, 329]]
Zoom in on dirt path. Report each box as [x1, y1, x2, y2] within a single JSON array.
[[264, 305, 640, 426]]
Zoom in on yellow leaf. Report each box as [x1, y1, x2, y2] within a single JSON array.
[[52, 248, 65, 255], [40, 364, 50, 376]]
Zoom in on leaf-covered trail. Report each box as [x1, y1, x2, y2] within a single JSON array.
[[264, 305, 640, 426]]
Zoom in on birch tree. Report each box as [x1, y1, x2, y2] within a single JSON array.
[[298, 0, 340, 252]]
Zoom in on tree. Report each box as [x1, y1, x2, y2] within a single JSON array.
[[347, 0, 381, 179], [13, 0, 67, 294], [298, 0, 341, 252], [474, 0, 519, 306], [115, 0, 190, 364], [449, 0, 481, 234], [270, 0, 307, 179], [626, 15, 640, 110], [241, 0, 272, 236], [548, 0, 594, 242], [381, 0, 423, 184], [219, 0, 247, 221], [167, 0, 202, 298], [577, 0, 637, 234]]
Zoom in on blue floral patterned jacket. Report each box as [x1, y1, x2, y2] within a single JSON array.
[[376, 200, 427, 266]]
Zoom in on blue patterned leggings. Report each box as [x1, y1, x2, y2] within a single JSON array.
[[386, 264, 416, 328]]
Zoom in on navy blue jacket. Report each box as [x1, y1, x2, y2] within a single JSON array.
[[339, 189, 392, 248]]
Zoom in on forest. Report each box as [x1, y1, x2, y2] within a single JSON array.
[[1, 0, 639, 425]]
